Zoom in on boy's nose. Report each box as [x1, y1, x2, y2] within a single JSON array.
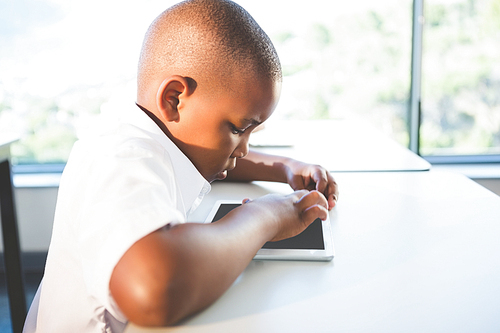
[[233, 138, 249, 159]]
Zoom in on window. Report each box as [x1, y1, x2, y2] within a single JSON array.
[[0, 0, 165, 165], [1, 0, 496, 168], [420, 0, 500, 159], [244, 0, 412, 149]]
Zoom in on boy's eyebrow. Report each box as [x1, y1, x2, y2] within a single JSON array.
[[242, 118, 263, 126]]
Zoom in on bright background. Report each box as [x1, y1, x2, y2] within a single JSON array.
[[0, 0, 499, 164]]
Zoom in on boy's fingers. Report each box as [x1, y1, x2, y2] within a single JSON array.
[[295, 190, 328, 211], [326, 175, 339, 209], [327, 193, 338, 210], [311, 170, 339, 210], [313, 169, 328, 194], [291, 189, 309, 202], [302, 203, 329, 222]]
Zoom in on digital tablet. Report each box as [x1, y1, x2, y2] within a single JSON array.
[[204, 200, 334, 261]]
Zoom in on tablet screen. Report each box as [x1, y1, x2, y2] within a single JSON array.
[[210, 203, 325, 250]]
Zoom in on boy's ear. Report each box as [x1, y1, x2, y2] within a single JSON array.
[[156, 75, 192, 122]]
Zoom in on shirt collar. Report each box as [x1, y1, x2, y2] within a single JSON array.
[[120, 103, 211, 216]]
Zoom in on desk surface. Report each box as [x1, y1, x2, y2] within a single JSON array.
[[126, 171, 500, 333], [250, 119, 430, 172]]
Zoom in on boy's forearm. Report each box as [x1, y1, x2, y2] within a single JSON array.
[[110, 204, 275, 327], [226, 150, 290, 183]]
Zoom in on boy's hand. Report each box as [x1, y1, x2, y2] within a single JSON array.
[[283, 159, 339, 210], [243, 189, 329, 242], [226, 151, 339, 209]]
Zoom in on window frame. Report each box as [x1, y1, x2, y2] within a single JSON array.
[[411, 0, 500, 165]]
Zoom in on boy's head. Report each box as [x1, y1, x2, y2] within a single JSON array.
[[136, 0, 282, 182]]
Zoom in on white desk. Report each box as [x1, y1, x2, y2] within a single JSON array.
[[250, 119, 431, 172], [126, 171, 500, 333]]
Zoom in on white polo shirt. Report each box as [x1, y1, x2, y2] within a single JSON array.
[[24, 103, 211, 333]]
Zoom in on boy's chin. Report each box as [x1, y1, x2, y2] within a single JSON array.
[[213, 170, 228, 181]]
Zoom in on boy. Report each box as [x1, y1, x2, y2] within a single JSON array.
[[24, 0, 338, 332]]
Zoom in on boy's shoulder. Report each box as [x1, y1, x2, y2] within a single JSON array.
[[65, 114, 175, 184], [76, 121, 165, 160]]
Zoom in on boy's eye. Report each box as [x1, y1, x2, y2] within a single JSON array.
[[230, 125, 245, 135]]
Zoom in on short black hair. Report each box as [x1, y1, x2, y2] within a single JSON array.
[[137, 0, 282, 96]]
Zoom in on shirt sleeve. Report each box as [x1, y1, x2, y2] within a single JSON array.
[[72, 135, 184, 322]]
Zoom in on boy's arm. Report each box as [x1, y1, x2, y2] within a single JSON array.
[[110, 190, 328, 327], [226, 150, 339, 209]]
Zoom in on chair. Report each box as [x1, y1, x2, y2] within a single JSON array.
[[0, 159, 27, 333]]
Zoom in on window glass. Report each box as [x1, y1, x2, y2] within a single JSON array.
[[0, 0, 412, 165], [242, 0, 412, 147], [421, 0, 500, 156], [0, 0, 168, 164]]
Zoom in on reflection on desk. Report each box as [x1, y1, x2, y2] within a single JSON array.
[[126, 171, 500, 333], [250, 119, 430, 172]]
